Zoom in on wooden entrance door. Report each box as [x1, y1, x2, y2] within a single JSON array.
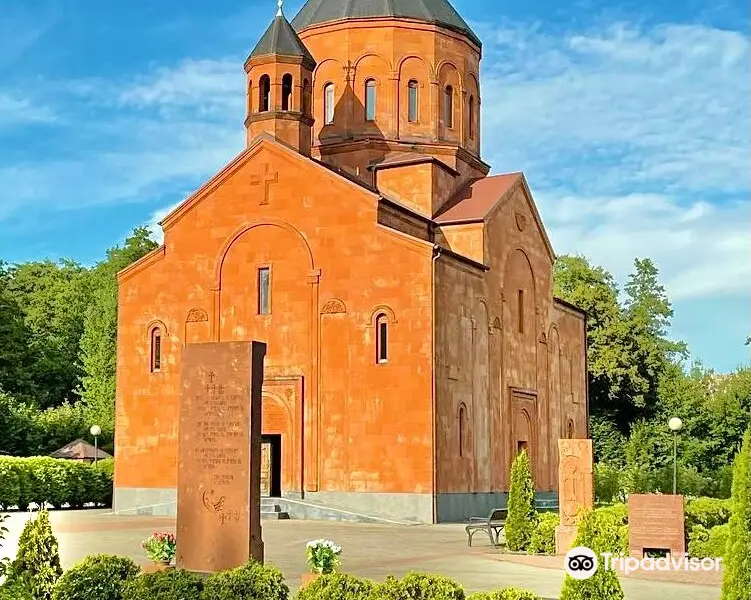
[[260, 441, 272, 497]]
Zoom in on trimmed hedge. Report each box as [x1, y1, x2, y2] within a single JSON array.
[[122, 569, 204, 600], [688, 523, 730, 559], [468, 590, 542, 600], [685, 497, 733, 531], [373, 572, 465, 599], [202, 560, 289, 600], [294, 572, 375, 600], [528, 512, 559, 555], [0, 456, 112, 510], [52, 555, 141, 600]]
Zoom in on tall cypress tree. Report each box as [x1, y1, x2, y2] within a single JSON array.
[[505, 449, 537, 551], [721, 428, 751, 600]]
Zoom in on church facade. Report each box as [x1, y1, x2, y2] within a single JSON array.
[[114, 0, 588, 523]]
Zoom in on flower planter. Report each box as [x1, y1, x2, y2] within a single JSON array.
[[300, 572, 320, 587]]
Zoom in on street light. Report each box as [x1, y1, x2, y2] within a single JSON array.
[[90, 425, 102, 468], [668, 417, 683, 495]]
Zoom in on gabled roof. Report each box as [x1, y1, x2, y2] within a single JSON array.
[[249, 14, 316, 66], [50, 439, 112, 461], [433, 173, 521, 224], [291, 0, 481, 47]]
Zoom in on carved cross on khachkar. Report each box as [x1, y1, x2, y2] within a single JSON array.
[[250, 164, 279, 206]]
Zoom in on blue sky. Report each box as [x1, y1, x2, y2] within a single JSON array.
[[0, 0, 749, 372]]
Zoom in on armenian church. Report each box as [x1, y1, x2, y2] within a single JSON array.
[[114, 0, 588, 523]]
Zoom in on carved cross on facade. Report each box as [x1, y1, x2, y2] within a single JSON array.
[[250, 164, 279, 206], [207, 371, 216, 382]]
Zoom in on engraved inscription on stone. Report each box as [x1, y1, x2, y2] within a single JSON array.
[[628, 494, 685, 558], [176, 341, 266, 573]]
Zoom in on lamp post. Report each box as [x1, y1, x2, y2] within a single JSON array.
[[90, 425, 102, 468], [668, 417, 683, 495]]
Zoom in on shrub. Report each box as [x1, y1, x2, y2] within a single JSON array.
[[685, 497, 733, 531], [559, 509, 625, 600], [0, 581, 34, 600], [373, 572, 464, 599], [202, 560, 288, 600], [0, 456, 113, 509], [467, 589, 541, 600], [294, 572, 374, 600], [0, 514, 9, 578], [52, 555, 140, 600], [505, 449, 537, 552], [528, 512, 558, 555], [688, 524, 730, 559], [721, 428, 751, 600], [594, 464, 624, 504], [122, 568, 204, 600], [5, 509, 63, 600], [593, 503, 627, 525]]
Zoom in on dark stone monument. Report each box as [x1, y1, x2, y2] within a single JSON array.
[[176, 341, 266, 572], [628, 494, 686, 557]]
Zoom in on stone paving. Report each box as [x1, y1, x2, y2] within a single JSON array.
[[0, 510, 720, 600]]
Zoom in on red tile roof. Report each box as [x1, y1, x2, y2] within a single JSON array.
[[433, 172, 522, 223], [50, 439, 112, 461]]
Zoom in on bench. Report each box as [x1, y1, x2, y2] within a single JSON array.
[[465, 508, 507, 547]]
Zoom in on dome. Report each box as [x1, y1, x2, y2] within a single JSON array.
[[291, 0, 481, 47]]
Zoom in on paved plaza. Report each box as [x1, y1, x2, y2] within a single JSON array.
[[0, 510, 720, 600]]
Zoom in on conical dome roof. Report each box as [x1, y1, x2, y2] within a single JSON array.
[[250, 13, 316, 66], [291, 0, 480, 47]]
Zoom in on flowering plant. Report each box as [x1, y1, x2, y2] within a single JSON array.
[[141, 532, 177, 563], [305, 539, 342, 574]]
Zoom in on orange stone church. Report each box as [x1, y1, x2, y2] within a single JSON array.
[[114, 0, 588, 523]]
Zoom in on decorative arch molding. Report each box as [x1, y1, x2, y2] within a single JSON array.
[[211, 219, 315, 291], [353, 52, 393, 72], [312, 58, 345, 84], [262, 389, 295, 426], [397, 54, 433, 77], [367, 305, 397, 327], [501, 246, 538, 300], [539, 332, 548, 345], [491, 316, 502, 331], [186, 308, 209, 323], [436, 59, 461, 78], [320, 298, 347, 315], [146, 319, 168, 337]]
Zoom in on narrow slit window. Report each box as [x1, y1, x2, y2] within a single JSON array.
[[444, 85, 454, 128], [408, 80, 418, 122], [517, 289, 524, 334], [376, 314, 388, 363], [258, 267, 270, 315], [259, 75, 271, 112], [568, 420, 575, 439], [459, 405, 466, 457], [365, 79, 376, 121], [281, 74, 293, 111], [150, 328, 162, 372], [468, 95, 475, 139], [324, 83, 335, 125], [302, 78, 311, 115]]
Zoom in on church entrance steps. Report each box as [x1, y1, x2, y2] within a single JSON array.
[[268, 496, 421, 525], [261, 497, 290, 520]]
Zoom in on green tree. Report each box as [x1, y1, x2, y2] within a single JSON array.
[[0, 264, 36, 399], [505, 449, 537, 551], [721, 428, 751, 600], [6, 509, 63, 600], [5, 260, 92, 408], [77, 227, 157, 439]]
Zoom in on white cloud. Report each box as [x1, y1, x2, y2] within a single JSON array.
[[146, 201, 183, 243], [0, 93, 55, 126]]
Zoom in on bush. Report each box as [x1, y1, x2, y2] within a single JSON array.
[[0, 581, 34, 600], [294, 572, 374, 600], [590, 505, 628, 556], [721, 428, 751, 600], [505, 449, 537, 552], [528, 512, 558, 555], [5, 509, 63, 600], [122, 569, 204, 600], [468, 590, 541, 600], [0, 514, 8, 578], [559, 509, 625, 600], [594, 464, 624, 504], [52, 555, 140, 600], [202, 560, 288, 600], [685, 497, 733, 531], [373, 572, 464, 599], [0, 456, 113, 509], [688, 524, 730, 559]]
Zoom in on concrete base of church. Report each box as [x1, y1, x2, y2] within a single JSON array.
[[114, 487, 559, 524], [114, 487, 177, 516]]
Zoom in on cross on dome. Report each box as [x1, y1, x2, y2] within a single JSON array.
[[276, 0, 283, 17]]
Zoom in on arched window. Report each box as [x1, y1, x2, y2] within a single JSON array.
[[376, 313, 388, 363], [323, 83, 335, 125], [468, 95, 475, 139], [365, 79, 376, 121], [458, 404, 467, 457], [281, 74, 293, 111], [150, 327, 162, 373], [258, 267, 270, 315], [517, 289, 525, 334], [408, 80, 419, 122], [302, 78, 311, 116], [247, 80, 253, 114], [444, 85, 454, 128], [567, 420, 575, 439], [259, 75, 271, 112]]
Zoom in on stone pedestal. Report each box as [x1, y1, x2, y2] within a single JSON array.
[[175, 341, 267, 572], [555, 439, 594, 555]]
